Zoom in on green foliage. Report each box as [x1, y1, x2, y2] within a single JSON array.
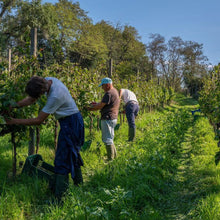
[[0, 54, 176, 154], [185, 116, 220, 219], [0, 96, 220, 219], [199, 69, 220, 125], [0, 57, 46, 142]]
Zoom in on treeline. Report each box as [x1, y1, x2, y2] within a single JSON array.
[[0, 0, 211, 96]]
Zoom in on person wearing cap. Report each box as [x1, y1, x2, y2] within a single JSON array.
[[5, 76, 85, 201], [87, 77, 120, 161], [119, 89, 139, 141]]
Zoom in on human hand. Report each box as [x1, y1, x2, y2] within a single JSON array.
[[85, 106, 91, 111], [86, 102, 97, 111], [90, 102, 97, 105]]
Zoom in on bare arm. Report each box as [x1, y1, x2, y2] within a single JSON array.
[[87, 102, 106, 111], [119, 89, 123, 99], [119, 89, 124, 104], [16, 96, 37, 107], [5, 111, 49, 126]]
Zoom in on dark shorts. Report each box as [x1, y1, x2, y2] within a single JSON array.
[[54, 112, 84, 179]]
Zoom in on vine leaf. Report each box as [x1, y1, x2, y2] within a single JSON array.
[[215, 151, 220, 165], [0, 115, 6, 124]]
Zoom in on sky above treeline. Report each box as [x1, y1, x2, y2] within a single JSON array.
[[42, 0, 220, 66]]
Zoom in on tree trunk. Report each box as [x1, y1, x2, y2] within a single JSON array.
[[8, 48, 11, 72], [28, 28, 37, 155]]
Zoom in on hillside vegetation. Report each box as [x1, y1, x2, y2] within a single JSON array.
[[0, 95, 220, 219]]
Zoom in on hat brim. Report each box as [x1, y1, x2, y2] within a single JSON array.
[[98, 83, 102, 87]]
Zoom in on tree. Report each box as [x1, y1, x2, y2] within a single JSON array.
[[181, 41, 208, 97], [95, 21, 147, 78], [95, 21, 123, 68], [0, 0, 59, 59], [146, 33, 166, 79], [69, 23, 108, 68], [0, 0, 92, 65], [120, 25, 146, 62], [159, 37, 184, 91], [54, 0, 91, 63], [0, 0, 16, 22], [146, 34, 209, 93]]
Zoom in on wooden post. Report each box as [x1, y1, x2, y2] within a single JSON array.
[[28, 27, 37, 155], [8, 48, 11, 72], [28, 127, 35, 156], [36, 127, 40, 154], [31, 27, 37, 57], [108, 58, 113, 78]]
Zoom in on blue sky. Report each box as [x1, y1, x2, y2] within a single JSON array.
[[43, 0, 220, 66]]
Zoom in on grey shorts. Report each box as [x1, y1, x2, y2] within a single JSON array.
[[101, 119, 117, 145]]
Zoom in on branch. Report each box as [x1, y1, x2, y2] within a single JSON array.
[[0, 0, 16, 21]]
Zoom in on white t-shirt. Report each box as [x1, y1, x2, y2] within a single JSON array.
[[42, 77, 79, 119], [120, 89, 138, 105]]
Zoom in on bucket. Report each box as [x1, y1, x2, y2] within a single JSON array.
[[22, 154, 55, 183]]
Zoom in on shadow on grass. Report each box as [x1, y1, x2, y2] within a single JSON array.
[[157, 97, 198, 115], [165, 164, 220, 219], [82, 105, 220, 219], [174, 96, 198, 107], [81, 108, 197, 219], [161, 105, 179, 113], [161, 116, 220, 219]]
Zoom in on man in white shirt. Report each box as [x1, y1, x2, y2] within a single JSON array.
[[6, 76, 84, 201], [119, 89, 139, 141]]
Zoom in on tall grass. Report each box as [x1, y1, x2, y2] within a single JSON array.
[[0, 95, 220, 219]]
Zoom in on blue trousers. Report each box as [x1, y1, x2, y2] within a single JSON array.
[[125, 102, 139, 128], [55, 112, 84, 179]]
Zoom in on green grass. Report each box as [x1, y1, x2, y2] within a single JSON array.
[[0, 95, 220, 219]]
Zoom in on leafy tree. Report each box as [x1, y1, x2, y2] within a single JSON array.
[[147, 34, 209, 94], [160, 37, 184, 91], [111, 26, 146, 79], [146, 33, 166, 79], [0, 0, 16, 22], [120, 25, 146, 62], [0, 0, 59, 59], [0, 0, 91, 65], [54, 0, 91, 63], [95, 21, 122, 61], [181, 41, 208, 97], [198, 64, 220, 134], [94, 20, 123, 74], [0, 0, 17, 53], [69, 23, 108, 68]]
